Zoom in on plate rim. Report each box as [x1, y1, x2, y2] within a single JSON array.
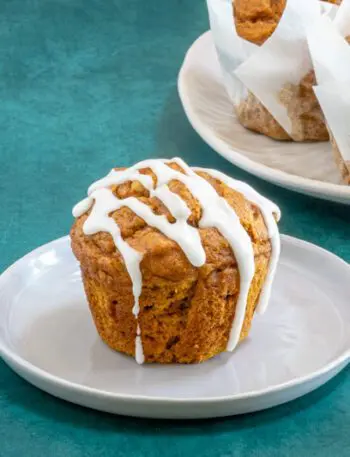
[[177, 30, 350, 204], [0, 235, 349, 405]]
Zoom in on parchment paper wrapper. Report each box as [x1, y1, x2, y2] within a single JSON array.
[[308, 10, 350, 184], [207, 0, 337, 142]]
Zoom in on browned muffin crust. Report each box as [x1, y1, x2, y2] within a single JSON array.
[[71, 163, 275, 363], [236, 75, 329, 142], [236, 92, 291, 141], [279, 71, 329, 141], [233, 0, 286, 46]]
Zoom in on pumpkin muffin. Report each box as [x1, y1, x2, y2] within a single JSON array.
[[71, 159, 280, 364], [232, 0, 335, 141]]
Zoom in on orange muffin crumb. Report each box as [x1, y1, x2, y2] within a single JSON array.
[[233, 0, 340, 45]]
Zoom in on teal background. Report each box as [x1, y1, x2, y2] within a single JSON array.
[[0, 0, 349, 455]]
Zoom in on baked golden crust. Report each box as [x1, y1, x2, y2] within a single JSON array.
[[71, 164, 275, 363], [279, 71, 329, 141], [236, 75, 329, 142], [236, 92, 291, 141]]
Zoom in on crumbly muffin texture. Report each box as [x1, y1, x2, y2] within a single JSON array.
[[71, 163, 275, 363], [233, 0, 286, 46], [236, 92, 291, 141], [236, 74, 329, 142], [279, 71, 329, 142]]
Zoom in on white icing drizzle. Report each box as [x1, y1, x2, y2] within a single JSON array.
[[72, 197, 93, 218], [83, 187, 144, 319], [72, 158, 280, 362], [135, 324, 144, 365], [194, 168, 281, 315], [167, 158, 255, 351]]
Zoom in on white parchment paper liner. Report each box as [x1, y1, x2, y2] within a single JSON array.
[[308, 9, 350, 183], [206, 0, 257, 106]]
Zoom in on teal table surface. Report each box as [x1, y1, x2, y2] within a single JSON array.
[[0, 0, 349, 456]]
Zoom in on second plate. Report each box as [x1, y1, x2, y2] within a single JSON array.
[[178, 31, 350, 205]]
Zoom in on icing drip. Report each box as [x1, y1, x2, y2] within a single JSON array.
[[72, 197, 94, 218], [72, 158, 280, 362], [165, 158, 256, 351], [135, 324, 144, 365], [194, 168, 281, 315]]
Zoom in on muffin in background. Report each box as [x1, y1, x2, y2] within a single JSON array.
[[233, 0, 340, 45], [232, 0, 332, 142]]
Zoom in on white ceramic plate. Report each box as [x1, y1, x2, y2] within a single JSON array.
[[178, 31, 350, 205], [0, 236, 349, 419]]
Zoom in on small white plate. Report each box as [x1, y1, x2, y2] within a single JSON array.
[[0, 236, 349, 419], [178, 31, 350, 205]]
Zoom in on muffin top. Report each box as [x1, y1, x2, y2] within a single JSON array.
[[233, 0, 339, 45], [71, 159, 279, 278], [71, 158, 280, 355]]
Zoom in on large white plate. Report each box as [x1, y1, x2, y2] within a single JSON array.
[[0, 236, 349, 419], [178, 31, 350, 205]]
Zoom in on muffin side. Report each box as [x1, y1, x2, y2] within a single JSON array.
[[236, 92, 291, 141]]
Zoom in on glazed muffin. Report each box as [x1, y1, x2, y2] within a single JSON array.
[[71, 158, 280, 364], [232, 0, 333, 142]]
